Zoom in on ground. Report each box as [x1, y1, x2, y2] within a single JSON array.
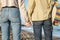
[[0, 27, 60, 40]]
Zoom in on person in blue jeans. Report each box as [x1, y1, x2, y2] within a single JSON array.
[[0, 0, 28, 40]]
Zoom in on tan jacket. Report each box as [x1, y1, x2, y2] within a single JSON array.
[[28, 0, 52, 21], [0, 0, 28, 20]]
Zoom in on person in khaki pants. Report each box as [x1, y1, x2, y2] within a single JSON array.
[[26, 0, 53, 40]]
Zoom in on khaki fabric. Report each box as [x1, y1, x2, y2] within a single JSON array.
[[52, 6, 57, 23], [28, 0, 52, 21]]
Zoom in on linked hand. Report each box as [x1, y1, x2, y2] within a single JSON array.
[[25, 22, 32, 27], [25, 17, 32, 27]]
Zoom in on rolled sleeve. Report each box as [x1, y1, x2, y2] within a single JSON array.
[[18, 0, 28, 20]]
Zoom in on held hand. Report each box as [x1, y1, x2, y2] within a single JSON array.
[[25, 17, 32, 26], [25, 21, 32, 27]]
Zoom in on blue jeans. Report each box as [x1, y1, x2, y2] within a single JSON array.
[[0, 8, 21, 40], [33, 18, 53, 40]]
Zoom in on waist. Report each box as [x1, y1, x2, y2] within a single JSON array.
[[2, 6, 17, 8]]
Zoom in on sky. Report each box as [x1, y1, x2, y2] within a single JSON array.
[[24, 0, 28, 10]]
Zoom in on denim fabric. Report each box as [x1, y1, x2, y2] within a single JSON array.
[[33, 18, 53, 40], [0, 8, 21, 40]]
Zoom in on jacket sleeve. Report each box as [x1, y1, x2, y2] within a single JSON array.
[[28, 0, 35, 20], [18, 0, 28, 20]]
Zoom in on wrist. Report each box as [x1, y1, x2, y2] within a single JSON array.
[[25, 17, 30, 22]]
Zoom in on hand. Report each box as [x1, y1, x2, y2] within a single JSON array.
[[25, 22, 32, 27], [25, 17, 32, 26]]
